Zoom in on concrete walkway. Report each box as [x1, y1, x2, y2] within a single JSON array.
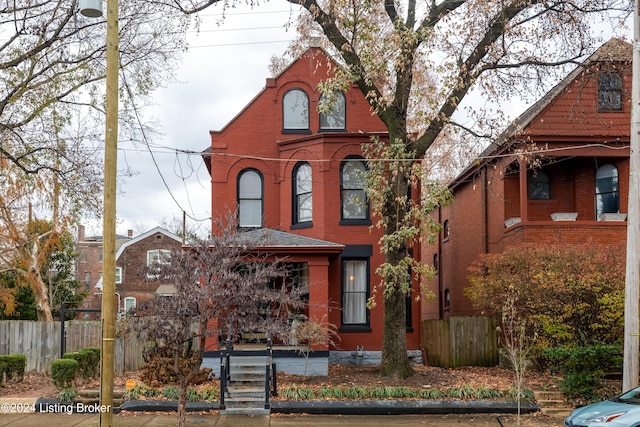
[[0, 413, 565, 427]]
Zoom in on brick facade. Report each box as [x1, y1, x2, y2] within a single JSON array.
[[422, 39, 631, 320], [202, 47, 423, 355]]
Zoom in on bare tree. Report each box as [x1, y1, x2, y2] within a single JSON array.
[[131, 214, 305, 427], [0, 1, 192, 317]]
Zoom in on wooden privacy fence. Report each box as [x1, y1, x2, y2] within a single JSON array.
[[0, 320, 144, 374], [422, 316, 499, 368]]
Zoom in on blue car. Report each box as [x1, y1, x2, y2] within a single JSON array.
[[565, 387, 640, 426]]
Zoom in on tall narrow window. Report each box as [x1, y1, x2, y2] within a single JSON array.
[[598, 71, 622, 111], [238, 169, 263, 228], [283, 89, 309, 131], [319, 91, 346, 130], [528, 171, 550, 200], [596, 164, 619, 220], [340, 157, 368, 222], [293, 162, 312, 225], [342, 259, 369, 327]]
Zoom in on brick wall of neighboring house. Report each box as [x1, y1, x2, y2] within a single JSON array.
[[115, 228, 182, 315], [421, 39, 631, 321]]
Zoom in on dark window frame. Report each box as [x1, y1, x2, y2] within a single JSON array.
[[340, 156, 371, 225], [528, 170, 551, 200], [282, 88, 311, 133], [598, 71, 623, 111], [319, 91, 347, 132], [292, 162, 313, 228]]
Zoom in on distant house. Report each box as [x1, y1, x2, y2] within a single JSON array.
[[421, 38, 631, 321], [77, 226, 182, 318], [200, 44, 426, 372], [75, 225, 131, 319]]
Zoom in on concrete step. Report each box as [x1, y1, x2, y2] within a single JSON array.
[[220, 407, 270, 416], [533, 390, 566, 401], [78, 389, 126, 399], [540, 407, 573, 417]]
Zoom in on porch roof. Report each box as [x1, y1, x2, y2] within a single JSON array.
[[236, 228, 345, 254]]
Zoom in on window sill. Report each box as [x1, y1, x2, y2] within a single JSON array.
[[339, 326, 372, 333], [339, 219, 371, 226], [290, 222, 312, 230], [282, 129, 312, 135]]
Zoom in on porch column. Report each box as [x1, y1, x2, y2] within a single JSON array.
[[519, 156, 529, 222], [307, 259, 330, 351]]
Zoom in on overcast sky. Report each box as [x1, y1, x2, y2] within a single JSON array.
[[84, 1, 304, 238], [86, 1, 630, 239]]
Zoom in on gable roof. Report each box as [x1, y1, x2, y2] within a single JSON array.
[[114, 226, 182, 260], [450, 38, 631, 189], [95, 227, 182, 290]]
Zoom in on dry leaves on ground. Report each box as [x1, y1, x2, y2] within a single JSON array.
[[1, 364, 560, 400]]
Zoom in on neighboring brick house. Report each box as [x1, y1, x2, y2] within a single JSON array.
[[200, 45, 426, 372], [97, 226, 183, 316], [421, 38, 631, 321], [75, 225, 132, 319]]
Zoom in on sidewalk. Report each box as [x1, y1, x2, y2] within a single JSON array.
[[0, 413, 566, 427]]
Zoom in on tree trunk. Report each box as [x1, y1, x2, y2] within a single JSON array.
[[380, 282, 413, 379], [177, 381, 187, 427], [30, 268, 53, 321]]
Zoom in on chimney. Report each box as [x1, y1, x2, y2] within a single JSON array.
[[78, 225, 85, 242], [127, 229, 133, 238]]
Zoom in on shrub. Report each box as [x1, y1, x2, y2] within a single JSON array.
[[58, 387, 77, 403], [0, 354, 26, 384], [161, 385, 179, 400], [140, 355, 212, 387], [63, 348, 100, 379], [124, 383, 159, 400], [540, 343, 622, 400], [51, 359, 78, 389]]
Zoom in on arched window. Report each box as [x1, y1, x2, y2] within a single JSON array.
[[319, 91, 346, 131], [293, 162, 312, 225], [528, 170, 550, 200], [238, 169, 263, 228], [340, 157, 368, 222], [443, 220, 450, 239], [596, 164, 619, 220], [283, 89, 309, 131]]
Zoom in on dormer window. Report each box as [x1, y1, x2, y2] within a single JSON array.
[[283, 89, 310, 132], [319, 91, 346, 131], [598, 71, 622, 111]]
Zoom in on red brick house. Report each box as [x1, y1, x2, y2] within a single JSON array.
[[421, 38, 631, 321], [93, 226, 183, 317], [201, 45, 425, 373], [75, 225, 132, 319]]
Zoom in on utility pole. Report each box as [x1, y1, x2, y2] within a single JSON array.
[[99, 0, 119, 424], [623, 0, 640, 392]]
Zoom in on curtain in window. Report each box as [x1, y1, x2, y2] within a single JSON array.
[[343, 260, 367, 324]]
